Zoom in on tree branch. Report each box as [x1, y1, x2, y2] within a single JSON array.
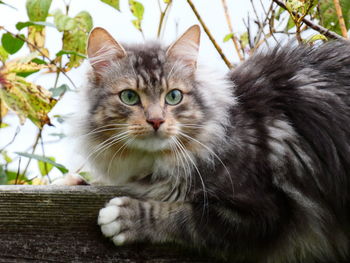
[[333, 0, 348, 38], [157, 0, 172, 38], [221, 0, 244, 61], [187, 0, 233, 69], [271, 0, 345, 41]]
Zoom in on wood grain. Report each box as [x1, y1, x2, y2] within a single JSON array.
[[0, 185, 214, 262]]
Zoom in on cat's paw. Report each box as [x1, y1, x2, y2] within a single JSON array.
[[98, 196, 142, 246], [51, 173, 89, 186]]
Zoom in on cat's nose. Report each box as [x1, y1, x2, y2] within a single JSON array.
[[146, 118, 165, 131]]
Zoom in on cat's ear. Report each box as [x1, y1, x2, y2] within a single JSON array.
[[166, 25, 200, 68], [87, 27, 127, 73]]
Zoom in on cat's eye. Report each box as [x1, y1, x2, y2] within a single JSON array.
[[165, 89, 183, 105], [120, 90, 140, 105]]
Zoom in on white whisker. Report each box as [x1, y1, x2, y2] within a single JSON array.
[[172, 137, 209, 217], [178, 131, 234, 196]]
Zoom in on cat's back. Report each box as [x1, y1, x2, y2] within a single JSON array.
[[228, 41, 350, 206]]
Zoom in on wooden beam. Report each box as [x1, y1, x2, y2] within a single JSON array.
[[0, 185, 214, 262]]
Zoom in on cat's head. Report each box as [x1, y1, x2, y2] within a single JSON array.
[[83, 25, 232, 155]]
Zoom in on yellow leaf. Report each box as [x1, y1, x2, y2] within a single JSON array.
[[31, 177, 48, 185], [4, 61, 47, 74], [0, 98, 8, 119], [0, 72, 57, 128], [27, 26, 49, 57]]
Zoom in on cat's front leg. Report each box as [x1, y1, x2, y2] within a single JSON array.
[[98, 196, 194, 246]]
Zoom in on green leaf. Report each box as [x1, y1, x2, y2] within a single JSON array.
[[53, 114, 65, 123], [0, 45, 9, 62], [0, 165, 7, 185], [0, 123, 9, 128], [1, 33, 25, 55], [15, 152, 69, 174], [285, 0, 305, 12], [0, 64, 57, 127], [26, 0, 52, 22], [239, 32, 249, 49], [4, 170, 29, 184], [49, 84, 71, 98], [0, 1, 17, 10], [53, 10, 93, 68], [100, 0, 120, 10], [16, 21, 55, 30], [275, 6, 286, 20], [53, 10, 76, 31], [38, 157, 54, 176], [286, 16, 295, 31], [2, 151, 12, 163], [129, 0, 144, 31], [56, 50, 86, 59], [49, 132, 66, 139], [223, 33, 233, 42], [31, 58, 47, 65], [305, 34, 328, 43]]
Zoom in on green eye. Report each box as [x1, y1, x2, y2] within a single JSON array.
[[165, 89, 183, 105], [120, 90, 140, 105]]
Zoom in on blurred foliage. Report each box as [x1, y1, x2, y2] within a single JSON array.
[[0, 0, 348, 185]]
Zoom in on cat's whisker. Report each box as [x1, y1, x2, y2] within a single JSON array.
[[172, 137, 209, 215], [79, 131, 130, 170], [77, 123, 130, 138], [165, 139, 182, 201], [171, 137, 192, 200], [178, 131, 234, 196], [78, 127, 128, 139], [107, 136, 135, 177]]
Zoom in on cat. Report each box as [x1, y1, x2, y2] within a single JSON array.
[[73, 25, 350, 262]]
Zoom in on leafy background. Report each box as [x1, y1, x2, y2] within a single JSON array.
[[0, 0, 349, 185]]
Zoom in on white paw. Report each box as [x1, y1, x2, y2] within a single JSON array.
[[98, 197, 137, 246], [98, 205, 120, 225], [51, 173, 88, 186], [101, 221, 121, 237]]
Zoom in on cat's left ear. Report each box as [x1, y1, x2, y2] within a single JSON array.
[[87, 27, 127, 74], [166, 25, 200, 69]]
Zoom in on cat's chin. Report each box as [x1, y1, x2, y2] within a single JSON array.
[[130, 136, 172, 152]]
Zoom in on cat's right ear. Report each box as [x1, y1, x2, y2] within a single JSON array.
[[166, 25, 201, 69], [87, 27, 127, 74]]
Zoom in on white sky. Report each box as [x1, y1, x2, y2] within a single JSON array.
[[0, 0, 262, 180]]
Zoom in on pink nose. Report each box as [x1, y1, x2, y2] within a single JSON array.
[[147, 118, 165, 131]]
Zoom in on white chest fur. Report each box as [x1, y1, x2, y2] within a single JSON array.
[[90, 150, 157, 185]]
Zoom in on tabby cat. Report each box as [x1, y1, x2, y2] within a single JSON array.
[[75, 25, 350, 262]]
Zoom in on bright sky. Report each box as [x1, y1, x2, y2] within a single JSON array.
[[0, 0, 261, 180]]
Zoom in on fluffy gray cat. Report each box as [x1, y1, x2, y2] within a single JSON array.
[[69, 25, 350, 262]]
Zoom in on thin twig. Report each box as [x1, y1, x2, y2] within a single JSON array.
[[157, 0, 172, 38], [221, 0, 244, 61], [187, 0, 233, 69], [251, 0, 271, 48], [15, 157, 22, 184], [333, 0, 348, 38], [272, 0, 345, 40], [0, 126, 21, 152], [40, 132, 51, 183], [21, 129, 42, 179]]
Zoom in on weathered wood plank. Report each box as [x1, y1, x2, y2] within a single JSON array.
[[0, 185, 214, 262]]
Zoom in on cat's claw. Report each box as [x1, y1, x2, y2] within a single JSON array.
[[98, 197, 138, 246]]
